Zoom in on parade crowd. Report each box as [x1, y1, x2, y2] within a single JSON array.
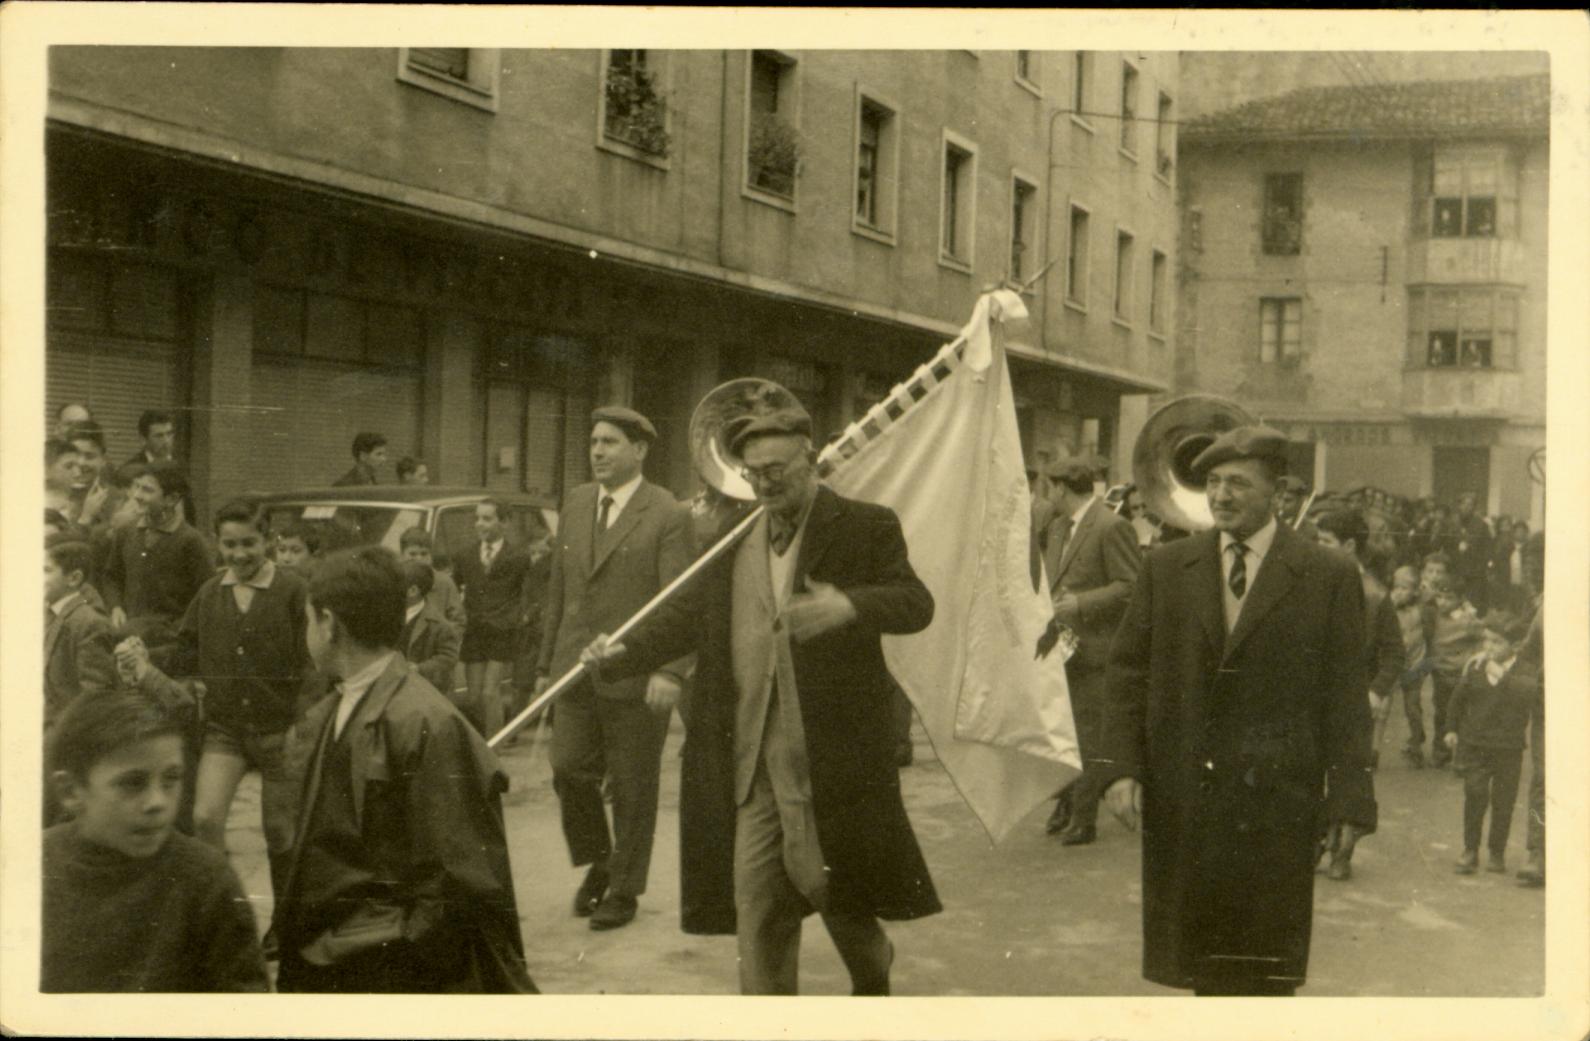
[[38, 398, 1546, 997]]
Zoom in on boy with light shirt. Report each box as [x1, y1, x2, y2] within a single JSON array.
[[42, 693, 268, 992], [118, 499, 310, 903], [65, 421, 117, 529], [272, 546, 535, 993]]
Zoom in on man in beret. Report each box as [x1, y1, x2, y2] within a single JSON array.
[[580, 404, 939, 994], [1041, 457, 1142, 844], [1274, 475, 1319, 542], [535, 406, 694, 931], [1095, 425, 1376, 996]]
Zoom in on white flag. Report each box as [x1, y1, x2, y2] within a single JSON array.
[[825, 291, 1079, 843]]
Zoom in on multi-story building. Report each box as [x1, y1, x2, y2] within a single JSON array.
[[45, 48, 1176, 516], [1176, 69, 1548, 523]]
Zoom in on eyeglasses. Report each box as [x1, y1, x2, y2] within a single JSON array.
[[739, 458, 803, 485]]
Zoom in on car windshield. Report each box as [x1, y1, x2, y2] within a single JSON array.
[[265, 503, 426, 555]]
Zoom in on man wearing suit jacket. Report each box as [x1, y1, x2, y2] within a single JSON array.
[[453, 498, 533, 738], [582, 405, 940, 995], [536, 406, 694, 931], [273, 547, 534, 993], [1041, 458, 1142, 845], [1097, 426, 1376, 997]]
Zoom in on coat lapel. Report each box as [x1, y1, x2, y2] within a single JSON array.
[[1184, 530, 1225, 653], [1053, 499, 1100, 588], [44, 596, 79, 662], [793, 485, 841, 590], [1223, 524, 1304, 662], [743, 511, 776, 615], [591, 483, 651, 578]]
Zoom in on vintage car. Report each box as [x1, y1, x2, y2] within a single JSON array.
[[243, 485, 558, 565]]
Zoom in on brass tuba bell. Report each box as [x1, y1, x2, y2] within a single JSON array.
[[1132, 394, 1259, 532], [687, 377, 806, 502]]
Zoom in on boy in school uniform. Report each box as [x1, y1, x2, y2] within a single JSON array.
[[1446, 611, 1534, 875], [272, 546, 535, 993], [102, 462, 215, 657], [273, 522, 323, 582], [42, 693, 268, 992], [1422, 578, 1484, 768], [44, 538, 118, 826], [399, 527, 466, 631], [119, 499, 311, 901], [401, 559, 462, 694], [453, 500, 533, 738]]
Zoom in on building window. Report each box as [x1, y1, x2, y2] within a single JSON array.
[[1072, 52, 1091, 125], [1066, 204, 1090, 306], [601, 50, 671, 160], [1262, 172, 1304, 255], [1113, 228, 1135, 321], [1431, 149, 1511, 238], [1408, 287, 1519, 369], [939, 132, 977, 269], [396, 48, 500, 112], [746, 50, 802, 202], [1155, 92, 1174, 178], [1015, 51, 1040, 94], [1119, 61, 1138, 155], [854, 93, 899, 238], [1149, 248, 1168, 334], [1259, 297, 1303, 366], [1010, 175, 1038, 283]]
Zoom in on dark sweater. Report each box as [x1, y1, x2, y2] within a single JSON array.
[[174, 567, 311, 735], [41, 823, 268, 992], [103, 520, 215, 624], [1450, 659, 1533, 750]]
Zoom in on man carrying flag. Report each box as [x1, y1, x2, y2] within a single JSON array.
[[581, 403, 939, 996]]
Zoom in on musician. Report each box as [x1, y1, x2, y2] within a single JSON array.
[[581, 404, 939, 995], [1096, 425, 1376, 996], [535, 407, 693, 931], [1041, 458, 1142, 844]]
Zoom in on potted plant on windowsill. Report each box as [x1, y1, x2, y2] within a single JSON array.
[[748, 114, 801, 199], [604, 64, 671, 158]]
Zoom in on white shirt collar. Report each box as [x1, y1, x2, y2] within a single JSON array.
[[333, 651, 398, 739], [221, 559, 276, 589], [598, 473, 644, 518], [405, 600, 426, 625], [1069, 494, 1098, 529], [1221, 515, 1280, 563], [50, 592, 81, 617]]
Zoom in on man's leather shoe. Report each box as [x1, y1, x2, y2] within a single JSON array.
[[1517, 851, 1545, 887], [573, 866, 609, 917], [1454, 849, 1478, 875], [589, 893, 638, 931], [1058, 822, 1097, 847], [1045, 791, 1073, 835], [1485, 850, 1507, 873]]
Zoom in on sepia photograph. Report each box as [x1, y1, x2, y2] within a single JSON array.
[[2, 6, 1586, 1040]]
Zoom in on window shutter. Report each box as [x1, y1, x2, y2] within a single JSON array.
[[409, 48, 469, 80], [1411, 147, 1433, 239]]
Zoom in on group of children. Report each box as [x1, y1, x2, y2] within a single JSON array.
[[41, 491, 537, 993], [1386, 550, 1546, 884]]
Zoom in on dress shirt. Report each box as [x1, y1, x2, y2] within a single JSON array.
[[1484, 654, 1518, 687], [219, 559, 277, 613], [480, 538, 504, 568], [1219, 516, 1279, 632], [596, 473, 644, 530], [50, 592, 81, 618], [333, 651, 397, 740], [404, 600, 426, 626]]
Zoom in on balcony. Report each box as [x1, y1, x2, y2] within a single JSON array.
[[1401, 366, 1520, 419], [1407, 238, 1526, 285]]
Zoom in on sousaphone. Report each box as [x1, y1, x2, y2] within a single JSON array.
[[688, 377, 806, 502], [1133, 395, 1260, 532]]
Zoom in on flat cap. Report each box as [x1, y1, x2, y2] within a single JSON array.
[[725, 405, 813, 460], [1190, 424, 1291, 478], [1046, 457, 1097, 485], [591, 405, 657, 443]]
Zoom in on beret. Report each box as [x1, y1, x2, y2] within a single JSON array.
[[590, 406, 657, 443], [726, 405, 813, 459], [1046, 457, 1097, 485], [1190, 424, 1291, 478]]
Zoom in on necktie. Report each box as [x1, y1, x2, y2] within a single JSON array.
[[1227, 541, 1249, 599], [482, 541, 497, 569], [597, 495, 614, 534]]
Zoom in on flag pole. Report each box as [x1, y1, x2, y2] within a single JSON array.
[[488, 266, 1052, 750]]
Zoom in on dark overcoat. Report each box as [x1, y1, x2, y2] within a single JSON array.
[[274, 657, 535, 993], [1096, 523, 1376, 991], [613, 485, 941, 934]]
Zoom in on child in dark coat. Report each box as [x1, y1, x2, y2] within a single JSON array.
[[43, 693, 268, 992], [1447, 610, 1533, 875]]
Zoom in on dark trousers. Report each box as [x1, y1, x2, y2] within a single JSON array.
[[550, 679, 670, 896], [1460, 744, 1523, 854], [1430, 670, 1460, 759], [1400, 675, 1426, 749], [889, 681, 913, 752], [1525, 711, 1545, 855], [1194, 978, 1297, 997], [1059, 665, 1106, 828]]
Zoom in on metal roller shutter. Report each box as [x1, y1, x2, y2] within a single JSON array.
[[247, 357, 422, 494], [47, 330, 185, 464]]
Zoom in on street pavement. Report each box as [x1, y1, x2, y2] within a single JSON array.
[[224, 680, 1543, 996]]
